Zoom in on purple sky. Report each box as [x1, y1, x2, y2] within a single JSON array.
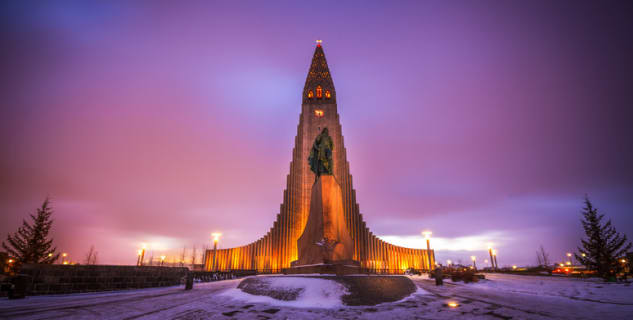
[[2, 1, 632, 267]]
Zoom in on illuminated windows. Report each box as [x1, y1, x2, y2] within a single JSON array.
[[308, 90, 314, 98], [314, 109, 324, 117], [325, 90, 331, 99], [316, 85, 322, 98]]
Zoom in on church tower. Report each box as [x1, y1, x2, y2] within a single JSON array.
[[204, 42, 434, 273]]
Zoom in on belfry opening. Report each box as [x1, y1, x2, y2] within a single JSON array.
[[204, 43, 434, 274]]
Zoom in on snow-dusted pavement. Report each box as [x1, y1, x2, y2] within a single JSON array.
[[1, 273, 632, 319]]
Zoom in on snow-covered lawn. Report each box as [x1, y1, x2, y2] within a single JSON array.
[[0, 273, 631, 319], [477, 273, 633, 305], [222, 276, 349, 308]]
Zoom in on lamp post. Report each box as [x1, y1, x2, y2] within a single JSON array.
[[160, 255, 166, 266], [137, 244, 146, 266], [566, 252, 572, 265], [493, 249, 498, 271], [488, 244, 495, 271], [211, 233, 222, 272], [422, 231, 432, 271], [62, 253, 68, 265], [137, 250, 143, 266], [471, 256, 477, 270]]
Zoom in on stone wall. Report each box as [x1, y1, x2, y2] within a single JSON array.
[[19, 264, 188, 295]]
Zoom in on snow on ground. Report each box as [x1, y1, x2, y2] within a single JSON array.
[[0, 273, 632, 319], [474, 273, 633, 305], [221, 276, 348, 308]]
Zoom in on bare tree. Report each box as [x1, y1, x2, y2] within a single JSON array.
[[202, 244, 209, 267], [84, 245, 98, 265], [191, 245, 197, 267], [536, 245, 550, 267], [180, 246, 186, 267]]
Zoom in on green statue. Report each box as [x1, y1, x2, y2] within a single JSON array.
[[309, 128, 334, 177]]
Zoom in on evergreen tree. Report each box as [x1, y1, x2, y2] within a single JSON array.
[[575, 196, 632, 279], [2, 198, 60, 267]]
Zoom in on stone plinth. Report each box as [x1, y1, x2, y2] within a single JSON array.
[[284, 261, 360, 275], [291, 175, 356, 271]]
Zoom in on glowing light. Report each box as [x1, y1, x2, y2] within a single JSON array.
[[484, 259, 488, 263], [487, 243, 493, 250], [7, 259, 13, 263], [566, 253, 572, 257], [448, 302, 459, 308], [308, 90, 314, 98], [62, 253, 68, 257], [316, 39, 322, 46], [314, 109, 324, 117], [492, 250, 497, 256], [137, 249, 143, 256], [566, 261, 571, 265], [621, 259, 627, 263], [316, 85, 322, 98], [581, 253, 586, 257], [212, 233, 222, 243], [447, 260, 452, 265], [471, 256, 476, 261], [160, 255, 166, 261], [559, 263, 564, 267], [512, 265, 517, 269], [48, 253, 53, 257], [141, 243, 147, 250], [63, 261, 68, 265], [422, 231, 432, 239], [325, 90, 331, 98]]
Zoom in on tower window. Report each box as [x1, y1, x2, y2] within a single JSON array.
[[316, 86, 322, 98], [308, 90, 314, 98], [314, 109, 324, 117], [325, 90, 331, 99]]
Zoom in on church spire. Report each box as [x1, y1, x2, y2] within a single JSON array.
[[303, 41, 335, 104]]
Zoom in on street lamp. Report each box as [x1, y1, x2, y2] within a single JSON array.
[[137, 244, 147, 266], [492, 249, 498, 271], [447, 259, 452, 267], [137, 250, 144, 266], [211, 233, 222, 272], [160, 255, 166, 266], [488, 244, 496, 271], [566, 252, 572, 265], [422, 231, 433, 271], [471, 256, 477, 270], [62, 252, 68, 265]]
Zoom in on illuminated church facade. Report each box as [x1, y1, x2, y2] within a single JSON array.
[[204, 42, 434, 273]]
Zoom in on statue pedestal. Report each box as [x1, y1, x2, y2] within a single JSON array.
[[287, 175, 359, 274]]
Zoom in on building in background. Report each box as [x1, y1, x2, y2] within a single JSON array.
[[204, 43, 434, 273]]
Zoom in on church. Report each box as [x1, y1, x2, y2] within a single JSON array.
[[204, 42, 434, 273]]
